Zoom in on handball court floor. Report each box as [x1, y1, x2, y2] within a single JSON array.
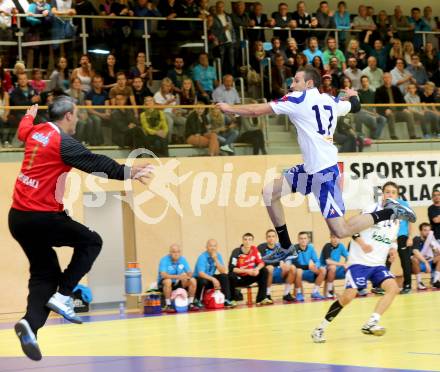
[[0, 291, 439, 372]]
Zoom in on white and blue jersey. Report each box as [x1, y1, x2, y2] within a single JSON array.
[[269, 88, 352, 219], [345, 203, 399, 290]]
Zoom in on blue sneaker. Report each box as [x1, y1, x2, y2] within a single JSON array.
[[296, 293, 305, 302], [383, 198, 416, 223], [357, 288, 368, 297], [46, 292, 83, 324], [262, 244, 298, 265], [14, 319, 42, 361], [311, 292, 325, 300]]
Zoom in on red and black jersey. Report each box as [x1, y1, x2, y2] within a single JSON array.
[[12, 114, 128, 212], [228, 245, 263, 275]]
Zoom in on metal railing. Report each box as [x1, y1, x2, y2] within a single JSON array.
[[0, 14, 208, 66], [415, 31, 440, 47]]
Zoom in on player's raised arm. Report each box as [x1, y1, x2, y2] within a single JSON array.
[[340, 88, 361, 114], [216, 102, 274, 117]]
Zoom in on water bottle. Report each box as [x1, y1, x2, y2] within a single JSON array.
[[119, 302, 125, 317], [125, 262, 142, 294]]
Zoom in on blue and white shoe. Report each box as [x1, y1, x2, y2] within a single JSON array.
[[383, 198, 416, 223], [14, 319, 42, 361], [311, 292, 325, 300], [296, 293, 305, 302], [357, 288, 368, 297], [262, 244, 298, 265], [46, 292, 83, 324]]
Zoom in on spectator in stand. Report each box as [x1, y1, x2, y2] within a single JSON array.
[[429, 190, 440, 241], [193, 52, 218, 104], [391, 58, 415, 94], [185, 106, 219, 156], [109, 72, 137, 120], [85, 75, 109, 146], [194, 239, 235, 308], [51, 0, 76, 56], [231, 1, 250, 64], [433, 65, 440, 88], [0, 56, 12, 93], [248, 2, 272, 42], [132, 76, 153, 106], [140, 96, 169, 157], [403, 41, 415, 65], [285, 38, 299, 72], [361, 56, 383, 91], [334, 1, 351, 48], [323, 37, 346, 70], [198, 0, 210, 20], [423, 6, 439, 50], [315, 1, 336, 45], [48, 57, 69, 92], [352, 4, 377, 44], [129, 52, 152, 86], [74, 0, 97, 47], [238, 99, 267, 155], [177, 0, 199, 18], [250, 40, 266, 73], [294, 232, 326, 301], [0, 79, 10, 145], [110, 93, 145, 149], [375, 72, 418, 139], [408, 7, 430, 50], [158, 0, 177, 20], [303, 37, 324, 64], [344, 57, 362, 90], [355, 75, 386, 139], [271, 53, 292, 99], [328, 56, 343, 89], [158, 244, 201, 313], [66, 77, 88, 142], [363, 36, 390, 72], [387, 38, 403, 71], [268, 37, 287, 64], [312, 56, 327, 77], [406, 54, 429, 89], [419, 82, 440, 138], [291, 1, 317, 49], [131, 0, 150, 53], [272, 2, 296, 43], [405, 83, 435, 139], [177, 78, 197, 112], [10, 73, 41, 119], [212, 74, 240, 105], [228, 233, 270, 306], [206, 107, 238, 154], [421, 42, 439, 78], [71, 54, 94, 94], [375, 10, 393, 45], [211, 1, 235, 76], [11, 62, 26, 88], [258, 229, 296, 303], [101, 54, 118, 90], [345, 39, 367, 69], [320, 74, 337, 96], [0, 0, 17, 36], [166, 56, 189, 95], [390, 6, 413, 43], [320, 234, 349, 299], [30, 69, 46, 94]]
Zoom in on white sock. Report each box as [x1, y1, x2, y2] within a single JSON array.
[[297, 289, 302, 294], [319, 319, 330, 330], [434, 271, 440, 282], [327, 282, 334, 291], [368, 312, 381, 324], [166, 299, 171, 305], [266, 287, 271, 296], [284, 284, 292, 296], [416, 273, 422, 283], [313, 285, 320, 294], [54, 292, 71, 303], [189, 297, 194, 304]]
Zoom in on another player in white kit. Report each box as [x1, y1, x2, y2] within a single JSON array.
[[311, 181, 402, 343], [217, 66, 416, 261]]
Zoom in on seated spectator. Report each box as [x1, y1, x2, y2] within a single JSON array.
[[403, 41, 415, 65], [158, 244, 200, 313], [328, 57, 343, 89], [285, 37, 299, 71], [66, 77, 88, 142], [334, 88, 358, 152], [258, 229, 296, 303], [198, 0, 210, 20], [206, 107, 238, 154], [391, 58, 416, 94], [228, 232, 270, 306], [185, 106, 219, 156], [158, 0, 178, 20], [419, 82, 440, 138], [323, 37, 346, 71], [411, 223, 440, 289], [314, 1, 336, 45], [312, 56, 327, 77], [387, 38, 404, 71], [423, 6, 439, 50], [390, 6, 412, 43], [344, 57, 362, 90], [375, 72, 418, 139], [345, 38, 361, 61], [194, 239, 235, 307], [212, 74, 241, 104], [250, 40, 266, 73], [355, 75, 386, 139], [132, 76, 153, 106], [405, 54, 429, 89], [129, 52, 152, 85], [272, 2, 296, 42], [293, 232, 326, 301], [361, 56, 383, 91], [178, 0, 200, 19], [432, 65, 440, 91], [248, 1, 272, 42], [320, 74, 337, 96], [11, 62, 26, 88], [408, 7, 430, 50], [85, 75, 109, 146], [303, 37, 324, 65], [192, 52, 218, 104], [0, 79, 10, 145], [231, 1, 250, 52], [363, 36, 389, 71], [30, 69, 46, 95], [238, 102, 267, 155], [110, 93, 145, 149], [140, 96, 169, 157], [420, 42, 439, 78], [267, 37, 287, 64], [101, 54, 118, 90], [291, 1, 317, 49], [176, 78, 197, 126], [71, 54, 94, 94], [271, 53, 292, 99], [320, 234, 348, 299], [48, 57, 69, 92], [166, 56, 189, 95], [334, 1, 351, 47], [0, 56, 12, 92], [352, 4, 377, 44], [375, 10, 392, 44], [109, 72, 136, 109]]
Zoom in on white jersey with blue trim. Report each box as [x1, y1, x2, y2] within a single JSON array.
[[347, 203, 399, 267], [269, 88, 351, 174]]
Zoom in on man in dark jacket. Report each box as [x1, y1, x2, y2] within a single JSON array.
[[248, 2, 271, 42], [374, 72, 418, 139], [9, 73, 41, 128]]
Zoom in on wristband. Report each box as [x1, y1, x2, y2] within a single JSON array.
[[352, 233, 361, 240]]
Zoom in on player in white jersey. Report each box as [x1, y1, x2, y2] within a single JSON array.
[[217, 66, 416, 261], [311, 181, 402, 343]]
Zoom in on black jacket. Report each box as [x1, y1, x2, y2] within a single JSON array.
[[374, 85, 405, 115]]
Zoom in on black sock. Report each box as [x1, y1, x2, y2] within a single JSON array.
[[275, 224, 292, 249], [325, 300, 344, 322], [370, 209, 393, 224]]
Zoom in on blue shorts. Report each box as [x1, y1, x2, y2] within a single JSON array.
[[302, 270, 318, 283], [333, 266, 346, 280], [345, 264, 394, 290], [272, 267, 284, 284], [420, 261, 435, 273], [283, 163, 345, 219]]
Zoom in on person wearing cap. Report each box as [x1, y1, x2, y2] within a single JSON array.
[[320, 74, 337, 96]]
